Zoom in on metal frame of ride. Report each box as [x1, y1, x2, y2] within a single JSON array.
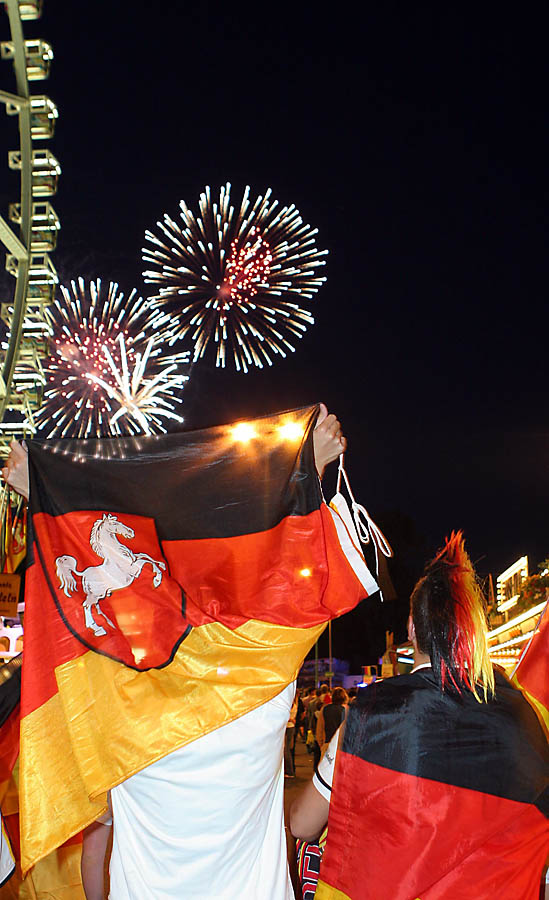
[[0, 0, 60, 455]]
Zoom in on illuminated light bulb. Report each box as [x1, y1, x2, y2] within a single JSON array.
[[278, 422, 305, 441], [231, 422, 257, 442], [299, 568, 312, 578]]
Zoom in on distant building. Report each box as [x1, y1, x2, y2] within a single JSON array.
[[488, 555, 546, 671], [298, 657, 349, 688]]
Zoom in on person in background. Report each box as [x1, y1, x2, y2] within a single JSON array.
[[296, 689, 307, 743], [284, 691, 298, 778], [290, 533, 549, 899], [310, 685, 331, 769], [316, 687, 348, 757]]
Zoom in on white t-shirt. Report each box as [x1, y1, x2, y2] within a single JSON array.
[[312, 728, 340, 802], [109, 682, 296, 900], [0, 814, 15, 888]]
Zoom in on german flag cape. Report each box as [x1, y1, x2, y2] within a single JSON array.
[[513, 599, 549, 736], [0, 657, 21, 798], [0, 660, 18, 893], [20, 404, 378, 873], [317, 668, 549, 900], [0, 659, 86, 897]]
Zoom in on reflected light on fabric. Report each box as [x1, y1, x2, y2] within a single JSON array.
[[278, 422, 305, 441], [230, 423, 257, 442]]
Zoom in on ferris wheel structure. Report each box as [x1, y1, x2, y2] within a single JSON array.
[[0, 0, 60, 454]]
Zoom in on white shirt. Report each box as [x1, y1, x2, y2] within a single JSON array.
[[0, 815, 15, 888], [312, 728, 340, 802], [109, 682, 296, 900]]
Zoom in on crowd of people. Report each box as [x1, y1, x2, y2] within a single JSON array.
[[1, 406, 548, 899]]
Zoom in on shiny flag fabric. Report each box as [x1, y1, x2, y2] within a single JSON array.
[[316, 668, 549, 900], [0, 658, 21, 798], [20, 405, 377, 873], [513, 600, 549, 735]]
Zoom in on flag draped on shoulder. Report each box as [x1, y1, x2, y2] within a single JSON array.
[[20, 404, 378, 873], [0, 657, 21, 800], [316, 668, 549, 900], [0, 658, 19, 893], [512, 599, 549, 735]]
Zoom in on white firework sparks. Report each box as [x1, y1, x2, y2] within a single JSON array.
[[36, 277, 189, 438], [142, 183, 328, 373], [88, 336, 188, 435]]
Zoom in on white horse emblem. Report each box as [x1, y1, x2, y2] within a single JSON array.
[[55, 513, 166, 637]]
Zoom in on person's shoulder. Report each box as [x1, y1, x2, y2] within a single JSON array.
[[352, 670, 433, 714], [491, 669, 548, 734]]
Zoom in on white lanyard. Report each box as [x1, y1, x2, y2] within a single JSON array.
[[334, 453, 393, 594]]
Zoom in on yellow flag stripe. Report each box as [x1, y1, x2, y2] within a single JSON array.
[[512, 673, 549, 735], [315, 881, 352, 900], [21, 617, 324, 873]]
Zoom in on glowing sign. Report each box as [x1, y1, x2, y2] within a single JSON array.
[[496, 556, 528, 612]]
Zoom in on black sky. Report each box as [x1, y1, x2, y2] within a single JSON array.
[[2, 4, 548, 662]]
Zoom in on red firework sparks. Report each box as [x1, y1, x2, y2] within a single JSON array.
[[221, 228, 272, 305]]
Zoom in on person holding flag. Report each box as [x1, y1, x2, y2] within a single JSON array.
[[2, 403, 382, 899], [291, 532, 549, 899]]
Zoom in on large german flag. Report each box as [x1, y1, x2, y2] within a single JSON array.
[[316, 668, 549, 900], [20, 404, 377, 873], [513, 600, 549, 736]]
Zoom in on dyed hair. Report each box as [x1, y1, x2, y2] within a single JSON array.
[[411, 531, 494, 701]]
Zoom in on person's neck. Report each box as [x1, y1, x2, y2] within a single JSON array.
[[412, 648, 431, 669]]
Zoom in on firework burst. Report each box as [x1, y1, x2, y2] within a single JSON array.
[[142, 183, 328, 373], [88, 336, 187, 435], [36, 277, 189, 438]]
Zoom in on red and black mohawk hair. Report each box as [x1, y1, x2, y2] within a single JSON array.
[[411, 531, 494, 701]]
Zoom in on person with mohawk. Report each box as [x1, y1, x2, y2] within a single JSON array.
[[291, 532, 549, 900]]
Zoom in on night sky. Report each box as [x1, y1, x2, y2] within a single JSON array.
[[1, 4, 547, 666]]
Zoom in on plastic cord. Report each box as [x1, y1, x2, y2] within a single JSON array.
[[335, 454, 393, 598]]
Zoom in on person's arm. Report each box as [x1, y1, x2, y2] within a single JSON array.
[[81, 815, 111, 900], [289, 778, 329, 842], [312, 403, 346, 479], [1, 441, 29, 499], [290, 726, 342, 841]]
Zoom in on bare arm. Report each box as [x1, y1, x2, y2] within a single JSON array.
[[81, 819, 111, 900], [312, 403, 346, 479], [1, 441, 29, 499], [290, 722, 345, 842], [289, 778, 330, 842]]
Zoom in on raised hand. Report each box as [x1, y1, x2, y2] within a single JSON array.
[[1, 441, 29, 500], [313, 403, 347, 478]]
